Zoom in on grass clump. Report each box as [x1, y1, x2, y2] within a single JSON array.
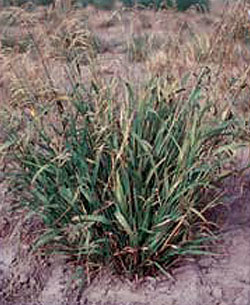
[[49, 17, 100, 65], [127, 34, 162, 62], [2, 71, 235, 278]]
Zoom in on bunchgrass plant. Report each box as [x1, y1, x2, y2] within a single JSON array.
[[2, 68, 236, 278]]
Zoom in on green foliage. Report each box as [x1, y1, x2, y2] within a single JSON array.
[[75, 0, 115, 9], [176, 0, 210, 12], [89, 0, 115, 9], [2, 0, 26, 6], [2, 73, 236, 277], [1, 0, 210, 12], [1, 0, 53, 6], [34, 0, 54, 6], [121, 0, 210, 11]]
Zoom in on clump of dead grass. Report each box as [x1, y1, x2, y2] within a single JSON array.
[[47, 13, 101, 65]]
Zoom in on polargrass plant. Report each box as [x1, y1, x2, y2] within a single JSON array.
[[3, 73, 235, 278]]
